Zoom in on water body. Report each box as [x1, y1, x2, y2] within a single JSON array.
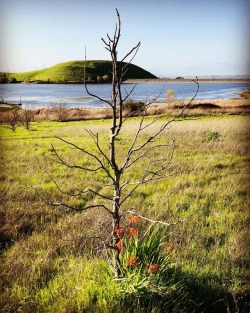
[[0, 82, 249, 109]]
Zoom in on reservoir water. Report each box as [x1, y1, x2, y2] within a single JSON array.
[[0, 82, 249, 109]]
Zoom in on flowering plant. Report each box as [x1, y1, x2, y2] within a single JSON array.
[[107, 214, 180, 303], [114, 216, 174, 284]]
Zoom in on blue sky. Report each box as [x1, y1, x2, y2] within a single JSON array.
[[0, 0, 249, 77]]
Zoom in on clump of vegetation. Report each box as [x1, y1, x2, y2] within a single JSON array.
[[9, 77, 17, 83], [0, 73, 9, 83], [97, 74, 110, 82], [207, 131, 221, 142], [49, 102, 68, 121], [0, 107, 35, 131], [123, 99, 145, 113], [115, 218, 185, 311], [166, 89, 176, 106], [19, 107, 35, 130], [4, 108, 20, 131]]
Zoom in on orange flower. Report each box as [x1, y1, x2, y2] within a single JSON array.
[[165, 244, 174, 254], [129, 215, 140, 224], [116, 239, 123, 252], [114, 226, 126, 239], [147, 263, 161, 274], [126, 256, 139, 267], [129, 227, 139, 238]]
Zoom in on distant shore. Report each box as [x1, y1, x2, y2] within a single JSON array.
[[1, 78, 250, 85], [125, 78, 250, 84]]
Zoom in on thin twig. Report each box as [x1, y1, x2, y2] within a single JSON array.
[[126, 210, 193, 226]]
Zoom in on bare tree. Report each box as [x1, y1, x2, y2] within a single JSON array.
[[20, 106, 35, 130], [49, 9, 199, 277], [49, 102, 68, 121], [5, 108, 20, 132]]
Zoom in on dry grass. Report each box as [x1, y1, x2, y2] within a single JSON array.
[[31, 96, 250, 121], [1, 89, 249, 124]]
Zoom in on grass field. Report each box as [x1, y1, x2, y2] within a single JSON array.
[[0, 114, 249, 312]]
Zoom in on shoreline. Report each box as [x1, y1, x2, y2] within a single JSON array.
[[124, 78, 250, 84], [0, 88, 249, 121], [1, 78, 250, 85]]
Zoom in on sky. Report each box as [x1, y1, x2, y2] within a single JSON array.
[[0, 0, 249, 77]]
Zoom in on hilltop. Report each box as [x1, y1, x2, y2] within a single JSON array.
[[0, 60, 157, 84]]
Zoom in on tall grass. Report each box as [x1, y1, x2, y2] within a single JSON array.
[[0, 115, 249, 312]]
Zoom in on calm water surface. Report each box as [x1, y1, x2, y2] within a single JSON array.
[[0, 82, 249, 109]]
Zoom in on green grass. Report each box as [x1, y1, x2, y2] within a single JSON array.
[[0, 115, 249, 312], [1, 60, 156, 83]]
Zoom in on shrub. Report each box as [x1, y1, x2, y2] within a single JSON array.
[[207, 131, 220, 142], [24, 77, 32, 83], [166, 89, 176, 106], [102, 75, 110, 82], [123, 99, 144, 113], [97, 75, 103, 82], [49, 102, 68, 121], [0, 73, 9, 83], [108, 216, 186, 311], [4, 108, 20, 131], [20, 107, 35, 130], [9, 77, 17, 83]]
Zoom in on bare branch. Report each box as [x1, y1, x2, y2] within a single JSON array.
[[124, 80, 199, 160], [126, 210, 193, 227], [85, 129, 112, 167], [121, 84, 139, 106], [84, 84, 113, 108], [120, 107, 148, 171], [122, 142, 174, 172], [49, 175, 90, 197], [114, 9, 121, 45], [120, 42, 141, 64], [84, 48, 113, 107], [50, 201, 113, 215], [50, 144, 103, 172], [87, 188, 113, 201], [49, 174, 113, 201], [120, 167, 187, 206], [54, 137, 114, 179]]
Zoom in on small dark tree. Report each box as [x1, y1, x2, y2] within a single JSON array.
[[0, 73, 9, 83], [50, 9, 199, 277], [9, 77, 17, 83]]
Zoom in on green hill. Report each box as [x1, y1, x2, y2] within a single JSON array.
[[0, 60, 157, 83]]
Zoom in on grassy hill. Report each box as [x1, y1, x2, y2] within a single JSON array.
[[0, 60, 157, 83]]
